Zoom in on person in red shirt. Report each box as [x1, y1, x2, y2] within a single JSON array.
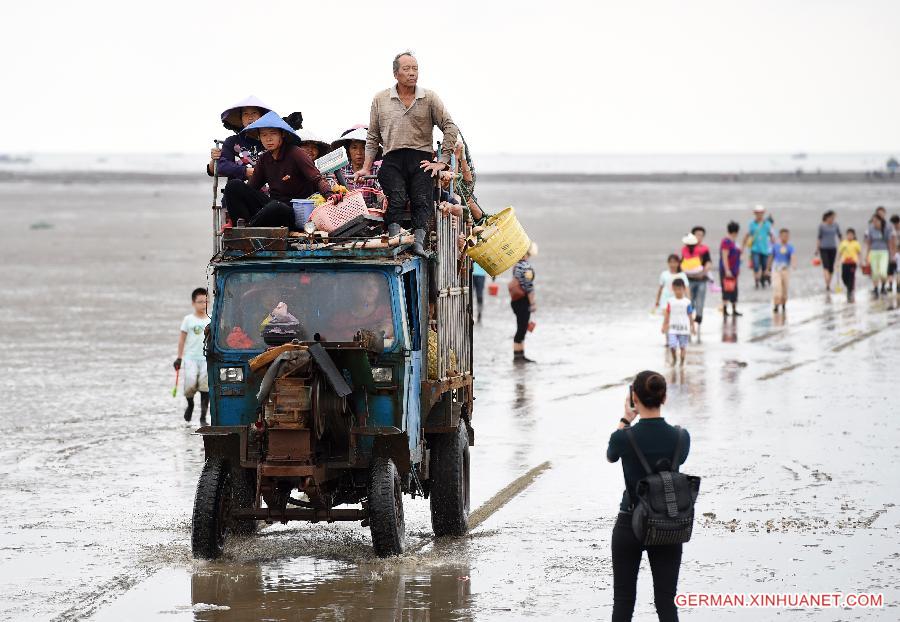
[[222, 112, 334, 229]]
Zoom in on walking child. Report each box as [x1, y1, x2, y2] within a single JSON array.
[[769, 228, 795, 313], [654, 254, 689, 313], [662, 279, 695, 366], [838, 229, 862, 303], [175, 288, 211, 423]]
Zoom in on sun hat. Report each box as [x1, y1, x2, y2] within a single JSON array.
[[681, 233, 699, 246], [333, 125, 382, 160], [332, 126, 369, 148], [241, 111, 300, 144], [753, 204, 766, 213], [221, 95, 273, 132], [295, 129, 331, 155]]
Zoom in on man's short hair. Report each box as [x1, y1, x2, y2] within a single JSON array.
[[192, 287, 208, 302], [727, 221, 740, 234], [779, 228, 789, 234], [691, 226, 706, 235], [891, 215, 900, 224], [393, 50, 415, 74], [672, 278, 686, 288]]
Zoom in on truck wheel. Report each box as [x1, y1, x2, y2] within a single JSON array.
[[191, 457, 233, 559], [368, 457, 406, 557], [429, 420, 470, 537], [232, 467, 258, 535]]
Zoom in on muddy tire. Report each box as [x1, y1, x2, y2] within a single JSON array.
[[368, 457, 406, 557], [231, 466, 258, 535], [191, 457, 233, 559], [429, 420, 470, 537]]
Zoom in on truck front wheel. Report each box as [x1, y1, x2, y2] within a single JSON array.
[[368, 457, 406, 557], [429, 420, 470, 537], [191, 457, 233, 559]]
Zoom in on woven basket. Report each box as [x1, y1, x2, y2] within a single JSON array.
[[465, 207, 531, 277], [309, 191, 369, 233]]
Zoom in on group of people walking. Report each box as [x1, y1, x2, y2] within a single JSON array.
[[816, 206, 899, 302], [654, 204, 899, 345]]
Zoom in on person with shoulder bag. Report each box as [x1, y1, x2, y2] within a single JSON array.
[[509, 243, 538, 364], [607, 371, 700, 622]]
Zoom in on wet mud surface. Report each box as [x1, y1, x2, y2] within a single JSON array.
[[1, 178, 899, 620]]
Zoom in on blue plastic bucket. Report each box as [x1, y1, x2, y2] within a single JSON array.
[[290, 199, 316, 227]]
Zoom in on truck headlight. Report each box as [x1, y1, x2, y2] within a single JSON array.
[[372, 367, 393, 383], [219, 367, 244, 383]]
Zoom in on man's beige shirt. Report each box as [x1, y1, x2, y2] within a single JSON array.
[[366, 85, 459, 164]]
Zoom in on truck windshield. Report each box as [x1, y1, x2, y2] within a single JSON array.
[[216, 270, 395, 350]]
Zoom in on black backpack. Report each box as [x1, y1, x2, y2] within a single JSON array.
[[625, 426, 701, 546]]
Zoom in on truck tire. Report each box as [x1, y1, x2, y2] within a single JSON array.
[[368, 457, 406, 557], [231, 466, 258, 535], [429, 420, 470, 537], [191, 457, 233, 559]]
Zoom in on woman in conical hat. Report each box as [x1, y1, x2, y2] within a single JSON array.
[[332, 126, 382, 191], [222, 111, 335, 230], [295, 128, 331, 163], [207, 95, 273, 181]]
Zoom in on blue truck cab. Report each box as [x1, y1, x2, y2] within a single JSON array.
[[192, 215, 473, 559]]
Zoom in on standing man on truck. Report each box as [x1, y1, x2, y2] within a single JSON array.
[[174, 288, 211, 423], [355, 51, 459, 258]]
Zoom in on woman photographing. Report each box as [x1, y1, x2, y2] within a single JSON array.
[[607, 371, 692, 622]]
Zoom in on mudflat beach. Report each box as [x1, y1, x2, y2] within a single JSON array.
[[0, 173, 898, 620]]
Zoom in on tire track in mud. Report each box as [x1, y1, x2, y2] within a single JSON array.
[[552, 378, 632, 402], [747, 306, 857, 343], [409, 461, 552, 555], [49, 566, 159, 622], [757, 317, 900, 381]]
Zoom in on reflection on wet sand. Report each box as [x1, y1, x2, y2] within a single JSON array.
[[511, 380, 534, 467], [721, 316, 738, 343], [191, 553, 472, 622]]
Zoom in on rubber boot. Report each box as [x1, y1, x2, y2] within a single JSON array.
[[200, 391, 210, 425], [387, 223, 401, 238], [183, 397, 195, 422], [514, 350, 535, 364], [412, 228, 431, 258]]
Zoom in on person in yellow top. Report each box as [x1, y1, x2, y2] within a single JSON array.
[[838, 228, 862, 303]]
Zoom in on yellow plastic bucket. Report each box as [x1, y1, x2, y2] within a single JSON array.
[[465, 207, 531, 277]]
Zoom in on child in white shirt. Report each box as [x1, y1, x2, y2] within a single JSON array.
[[662, 278, 696, 366]]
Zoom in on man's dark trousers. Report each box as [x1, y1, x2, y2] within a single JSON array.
[[377, 148, 434, 230]]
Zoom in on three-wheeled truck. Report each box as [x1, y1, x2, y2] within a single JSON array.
[[191, 205, 474, 558]]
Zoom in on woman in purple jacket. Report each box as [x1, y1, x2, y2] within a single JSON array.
[[206, 95, 271, 181]]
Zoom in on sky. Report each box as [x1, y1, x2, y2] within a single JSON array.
[[3, 0, 899, 155]]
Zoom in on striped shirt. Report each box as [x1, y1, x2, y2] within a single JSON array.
[[513, 259, 535, 294], [366, 85, 459, 164]]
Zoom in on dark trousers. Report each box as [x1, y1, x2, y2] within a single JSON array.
[[612, 513, 682, 622], [473, 275, 486, 309], [222, 179, 296, 229], [511, 298, 530, 343], [377, 149, 434, 230], [841, 263, 856, 292]]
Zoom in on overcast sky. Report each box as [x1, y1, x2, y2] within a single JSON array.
[[3, 0, 898, 155]]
